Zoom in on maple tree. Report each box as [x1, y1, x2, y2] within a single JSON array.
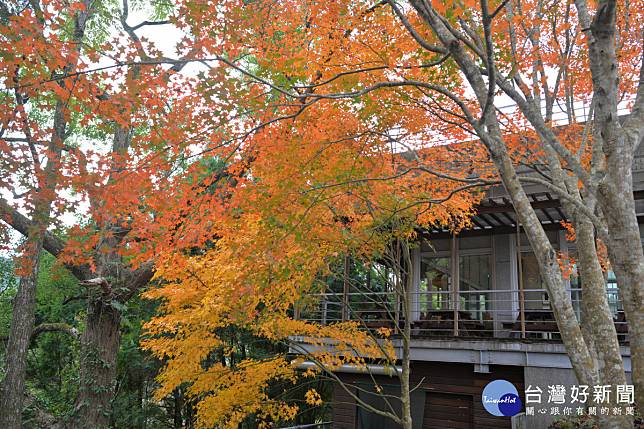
[[143, 106, 482, 427], [0, 1, 236, 427]]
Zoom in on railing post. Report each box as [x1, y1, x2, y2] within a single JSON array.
[[342, 255, 350, 322], [322, 300, 327, 326], [451, 233, 459, 336], [516, 223, 526, 338], [395, 289, 401, 327]]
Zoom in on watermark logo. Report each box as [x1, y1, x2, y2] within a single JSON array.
[[482, 379, 523, 417], [524, 384, 635, 417]]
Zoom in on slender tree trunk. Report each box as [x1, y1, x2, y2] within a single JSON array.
[[400, 322, 412, 429], [579, 291, 599, 374], [492, 152, 600, 386], [0, 249, 41, 429], [69, 299, 122, 429], [575, 217, 633, 428], [553, 157, 631, 427], [173, 390, 183, 429], [598, 183, 644, 409], [399, 242, 413, 429], [0, 100, 67, 429], [407, 0, 600, 387], [0, 5, 92, 426], [574, 0, 644, 408]]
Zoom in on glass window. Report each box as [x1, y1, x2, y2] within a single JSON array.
[[459, 254, 492, 321], [521, 253, 622, 322], [606, 271, 620, 316], [459, 235, 491, 251], [568, 263, 621, 318], [419, 256, 451, 315]]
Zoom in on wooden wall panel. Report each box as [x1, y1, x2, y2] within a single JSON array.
[[332, 361, 524, 429], [332, 382, 357, 429]]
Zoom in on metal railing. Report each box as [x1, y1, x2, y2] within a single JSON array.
[[297, 288, 628, 342], [276, 422, 332, 429]]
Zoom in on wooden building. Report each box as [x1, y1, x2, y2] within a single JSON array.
[[292, 149, 644, 429]]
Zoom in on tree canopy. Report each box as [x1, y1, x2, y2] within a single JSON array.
[[1, 0, 643, 428]]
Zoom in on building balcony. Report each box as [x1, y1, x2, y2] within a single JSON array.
[[297, 284, 628, 343]]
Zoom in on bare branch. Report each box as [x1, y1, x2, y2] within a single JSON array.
[[130, 19, 170, 31], [387, 0, 447, 54], [1, 323, 79, 343], [31, 323, 79, 340], [479, 0, 497, 124], [0, 197, 91, 280]]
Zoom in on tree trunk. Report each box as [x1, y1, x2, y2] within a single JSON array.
[[598, 183, 644, 409], [0, 249, 41, 429], [407, 0, 600, 387], [1, 96, 68, 429], [69, 299, 122, 429], [575, 217, 633, 428], [0, 4, 91, 423], [575, 0, 644, 409], [493, 152, 600, 387], [399, 243, 413, 429], [173, 390, 183, 429], [400, 323, 412, 429]]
